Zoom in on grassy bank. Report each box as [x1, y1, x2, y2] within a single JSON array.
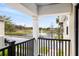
[[5, 30, 32, 35]]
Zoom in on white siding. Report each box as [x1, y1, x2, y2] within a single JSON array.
[[63, 15, 69, 39]]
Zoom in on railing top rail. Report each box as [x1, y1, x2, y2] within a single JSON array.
[[15, 38, 35, 45], [0, 46, 11, 51], [38, 37, 71, 41]]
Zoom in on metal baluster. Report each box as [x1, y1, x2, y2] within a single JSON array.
[[56, 40, 58, 56], [23, 43, 24, 56], [39, 39, 40, 56], [8, 46, 12, 56], [46, 40, 47, 56], [32, 39, 34, 56], [25, 42, 26, 56], [51, 40, 52, 56], [68, 41, 70, 56], [41, 39, 42, 56], [48, 40, 49, 56], [65, 41, 67, 56], [27, 42, 28, 56], [53, 40, 55, 56], [59, 40, 61, 56], [43, 40, 45, 56], [17, 45, 19, 56], [62, 41, 63, 56], [20, 44, 21, 56], [2, 50, 4, 56]]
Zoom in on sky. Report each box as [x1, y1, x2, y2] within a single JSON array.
[[0, 3, 58, 28]]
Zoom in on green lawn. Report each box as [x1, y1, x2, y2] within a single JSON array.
[[5, 30, 32, 35], [39, 47, 49, 55], [56, 49, 64, 56], [0, 46, 33, 56], [0, 49, 8, 56], [39, 47, 64, 56]]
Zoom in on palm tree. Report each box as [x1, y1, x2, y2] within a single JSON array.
[[56, 16, 59, 24], [56, 16, 63, 39]]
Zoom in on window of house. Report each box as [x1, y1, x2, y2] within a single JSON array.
[[66, 26, 68, 35]]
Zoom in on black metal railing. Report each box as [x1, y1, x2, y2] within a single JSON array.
[[38, 37, 71, 56], [0, 37, 71, 56], [0, 38, 35, 56]]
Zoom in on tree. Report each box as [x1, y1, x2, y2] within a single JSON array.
[[56, 16, 63, 39], [3, 16, 16, 32], [56, 16, 59, 24]]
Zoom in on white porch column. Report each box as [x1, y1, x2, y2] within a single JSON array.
[[32, 16, 39, 39], [32, 16, 39, 56], [69, 4, 76, 56], [0, 18, 4, 49]]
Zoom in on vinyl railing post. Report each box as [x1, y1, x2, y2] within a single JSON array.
[[8, 41, 16, 56]]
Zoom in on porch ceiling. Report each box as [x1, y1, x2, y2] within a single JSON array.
[[36, 3, 58, 6], [6, 3, 72, 16], [38, 3, 72, 16], [21, 3, 72, 16]]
